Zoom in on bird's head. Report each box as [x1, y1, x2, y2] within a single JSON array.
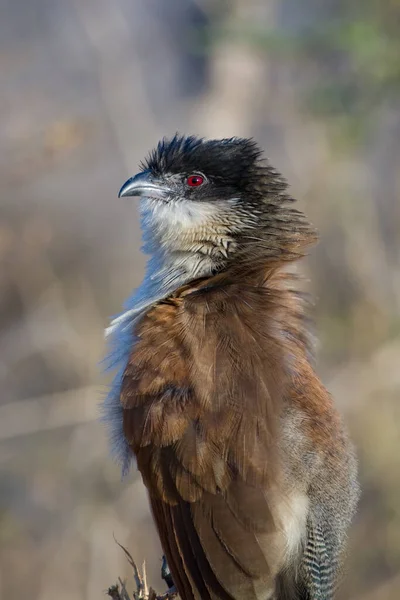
[[119, 135, 316, 275]]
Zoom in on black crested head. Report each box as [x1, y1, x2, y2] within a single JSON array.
[[119, 133, 290, 205], [139, 134, 282, 201], [143, 134, 261, 177], [118, 134, 317, 270]]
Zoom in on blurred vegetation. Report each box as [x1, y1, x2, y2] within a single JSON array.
[[0, 1, 399, 599], [207, 0, 400, 145]]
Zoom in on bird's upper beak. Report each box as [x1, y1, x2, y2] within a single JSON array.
[[118, 171, 170, 200]]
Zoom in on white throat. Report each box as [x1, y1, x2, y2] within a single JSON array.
[[140, 195, 242, 282], [105, 197, 234, 337]]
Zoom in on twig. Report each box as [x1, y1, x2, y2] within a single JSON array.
[[108, 538, 178, 600]]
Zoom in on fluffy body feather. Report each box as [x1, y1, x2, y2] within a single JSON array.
[[104, 135, 359, 599]]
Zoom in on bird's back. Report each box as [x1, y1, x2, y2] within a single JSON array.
[[119, 268, 358, 599]]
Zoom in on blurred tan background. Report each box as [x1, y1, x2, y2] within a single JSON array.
[[1, 0, 400, 598]]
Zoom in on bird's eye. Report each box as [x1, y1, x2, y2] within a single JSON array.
[[186, 174, 204, 187]]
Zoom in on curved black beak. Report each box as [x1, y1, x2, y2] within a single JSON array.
[[118, 171, 170, 200]]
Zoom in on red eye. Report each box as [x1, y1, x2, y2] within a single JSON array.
[[187, 174, 204, 187]]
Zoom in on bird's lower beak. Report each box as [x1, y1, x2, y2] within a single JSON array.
[[118, 171, 170, 200]]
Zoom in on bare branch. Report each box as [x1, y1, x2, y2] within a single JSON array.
[[109, 539, 178, 600]]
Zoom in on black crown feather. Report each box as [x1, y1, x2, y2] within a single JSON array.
[[141, 134, 266, 189]]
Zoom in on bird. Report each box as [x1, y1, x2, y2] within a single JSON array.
[[103, 135, 359, 600]]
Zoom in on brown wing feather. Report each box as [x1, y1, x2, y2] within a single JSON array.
[[150, 496, 197, 600], [193, 492, 271, 578], [190, 498, 270, 600], [121, 269, 308, 599], [173, 500, 233, 600]]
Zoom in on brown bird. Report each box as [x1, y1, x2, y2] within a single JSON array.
[[104, 135, 359, 600]]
